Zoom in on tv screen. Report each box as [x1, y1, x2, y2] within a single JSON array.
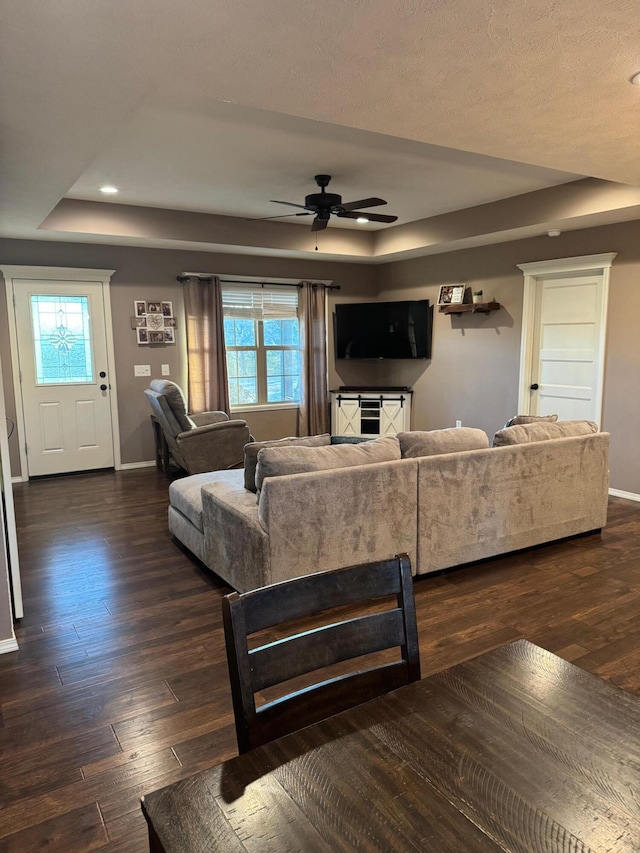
[[334, 300, 432, 360]]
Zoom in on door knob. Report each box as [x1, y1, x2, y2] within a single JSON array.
[[99, 371, 106, 378], [100, 384, 108, 391], [530, 383, 539, 390]]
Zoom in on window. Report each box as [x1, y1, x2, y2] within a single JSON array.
[[222, 286, 301, 407]]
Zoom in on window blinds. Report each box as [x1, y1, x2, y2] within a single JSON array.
[[221, 286, 299, 320]]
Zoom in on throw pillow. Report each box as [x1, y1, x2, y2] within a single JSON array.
[[243, 434, 331, 492], [397, 428, 489, 458], [492, 420, 598, 447], [503, 414, 558, 428], [255, 435, 401, 497]]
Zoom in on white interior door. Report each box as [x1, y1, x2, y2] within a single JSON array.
[[531, 275, 603, 420], [518, 255, 614, 427], [12, 278, 115, 476]]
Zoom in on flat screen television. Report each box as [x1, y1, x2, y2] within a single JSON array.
[[334, 300, 432, 360]]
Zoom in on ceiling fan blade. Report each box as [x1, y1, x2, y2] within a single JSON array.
[[337, 197, 387, 212], [311, 216, 328, 232], [247, 212, 312, 221], [337, 211, 398, 223], [270, 199, 310, 210]]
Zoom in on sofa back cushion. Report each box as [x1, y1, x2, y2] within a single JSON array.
[[492, 420, 598, 446], [503, 413, 558, 428], [397, 427, 489, 458], [255, 435, 401, 496], [244, 434, 331, 491]]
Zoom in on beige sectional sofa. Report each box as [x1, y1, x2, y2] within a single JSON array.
[[167, 422, 610, 592]]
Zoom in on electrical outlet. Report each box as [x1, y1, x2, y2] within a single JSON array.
[[134, 364, 151, 377], [455, 419, 462, 428], [161, 364, 170, 376]]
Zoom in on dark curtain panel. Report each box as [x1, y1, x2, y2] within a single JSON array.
[[182, 275, 230, 415], [297, 282, 329, 436]]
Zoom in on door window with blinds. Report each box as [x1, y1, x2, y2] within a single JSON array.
[[222, 286, 301, 407]]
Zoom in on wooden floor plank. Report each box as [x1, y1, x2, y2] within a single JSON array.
[[0, 468, 639, 850]]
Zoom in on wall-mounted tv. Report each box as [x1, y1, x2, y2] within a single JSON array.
[[334, 300, 432, 360]]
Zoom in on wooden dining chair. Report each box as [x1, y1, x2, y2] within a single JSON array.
[[221, 553, 421, 753]]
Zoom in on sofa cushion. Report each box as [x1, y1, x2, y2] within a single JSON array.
[[492, 420, 598, 447], [255, 434, 401, 496], [168, 470, 239, 532], [243, 434, 331, 491], [397, 428, 489, 458], [503, 413, 558, 428]]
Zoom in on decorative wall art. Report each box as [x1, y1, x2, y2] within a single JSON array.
[[437, 285, 466, 305], [131, 300, 176, 344]]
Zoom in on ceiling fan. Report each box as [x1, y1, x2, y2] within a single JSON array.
[[268, 174, 398, 231]]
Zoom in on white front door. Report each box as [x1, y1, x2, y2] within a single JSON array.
[[8, 273, 116, 477], [518, 254, 615, 426]]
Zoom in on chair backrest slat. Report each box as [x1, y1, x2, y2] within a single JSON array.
[[240, 557, 404, 634], [222, 553, 421, 753], [250, 609, 405, 692], [255, 662, 411, 746]]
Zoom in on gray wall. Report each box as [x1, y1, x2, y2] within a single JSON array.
[[1, 219, 639, 495], [374, 219, 640, 495], [0, 239, 377, 474]]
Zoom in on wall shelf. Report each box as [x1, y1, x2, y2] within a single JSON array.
[[439, 301, 501, 315]]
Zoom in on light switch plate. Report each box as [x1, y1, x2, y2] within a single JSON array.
[[161, 364, 170, 376], [134, 364, 151, 377]]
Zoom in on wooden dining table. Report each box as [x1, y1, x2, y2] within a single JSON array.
[[141, 640, 640, 852]]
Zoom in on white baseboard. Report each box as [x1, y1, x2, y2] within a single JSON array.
[[119, 460, 156, 470], [0, 636, 19, 654], [609, 487, 640, 503]]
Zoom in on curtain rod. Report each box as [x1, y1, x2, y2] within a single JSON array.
[[177, 274, 339, 291]]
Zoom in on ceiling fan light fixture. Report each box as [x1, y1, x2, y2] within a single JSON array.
[[100, 185, 119, 194], [357, 217, 369, 224]]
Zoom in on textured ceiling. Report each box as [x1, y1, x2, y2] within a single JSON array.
[[2, 0, 640, 261]]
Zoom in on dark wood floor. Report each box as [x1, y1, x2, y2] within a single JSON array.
[[0, 469, 639, 852]]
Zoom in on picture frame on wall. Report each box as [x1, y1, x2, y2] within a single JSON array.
[[135, 300, 147, 316], [161, 301, 173, 317], [147, 301, 161, 314], [163, 316, 176, 328], [136, 328, 149, 345], [148, 331, 165, 344], [131, 316, 147, 329], [164, 328, 175, 344], [145, 313, 164, 331]]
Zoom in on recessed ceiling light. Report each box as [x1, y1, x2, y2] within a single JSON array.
[[547, 229, 561, 237], [100, 185, 119, 194], [630, 72, 640, 86], [356, 217, 369, 224]]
